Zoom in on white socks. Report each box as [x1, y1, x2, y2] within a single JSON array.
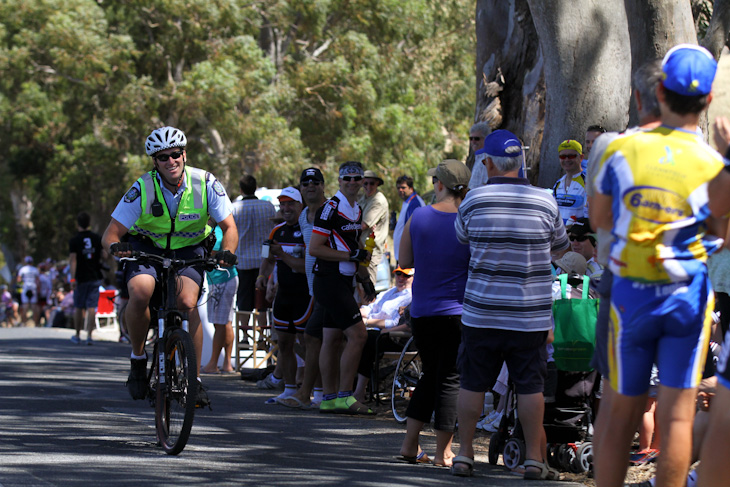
[[276, 385, 296, 400], [313, 387, 323, 403]]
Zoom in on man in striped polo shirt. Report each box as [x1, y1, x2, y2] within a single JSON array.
[[451, 129, 569, 480]]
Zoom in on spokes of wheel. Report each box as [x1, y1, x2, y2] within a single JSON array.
[[155, 328, 197, 455], [391, 336, 421, 424]]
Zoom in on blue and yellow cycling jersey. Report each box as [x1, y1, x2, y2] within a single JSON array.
[[594, 125, 724, 283]]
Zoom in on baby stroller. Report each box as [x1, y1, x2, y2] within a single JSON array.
[[488, 273, 599, 474]]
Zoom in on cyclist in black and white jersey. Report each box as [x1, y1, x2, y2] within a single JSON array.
[[309, 161, 377, 415]]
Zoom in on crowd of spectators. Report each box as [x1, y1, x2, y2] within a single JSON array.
[[231, 42, 730, 486], [8, 40, 730, 487]]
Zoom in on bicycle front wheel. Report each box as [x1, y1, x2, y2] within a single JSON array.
[[391, 336, 421, 424], [155, 328, 197, 455]]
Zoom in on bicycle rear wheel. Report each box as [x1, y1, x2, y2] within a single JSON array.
[[155, 328, 197, 455], [391, 336, 421, 424]]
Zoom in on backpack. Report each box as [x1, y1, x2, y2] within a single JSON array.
[[552, 273, 598, 372]]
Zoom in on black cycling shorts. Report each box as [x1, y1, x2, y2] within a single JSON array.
[[313, 272, 361, 331]]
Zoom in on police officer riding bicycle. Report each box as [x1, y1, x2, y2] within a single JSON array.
[[103, 126, 238, 407]]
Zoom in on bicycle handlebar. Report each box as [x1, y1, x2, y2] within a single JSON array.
[[120, 250, 220, 272]]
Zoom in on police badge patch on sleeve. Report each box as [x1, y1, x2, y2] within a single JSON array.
[[124, 187, 140, 203], [212, 180, 226, 196]]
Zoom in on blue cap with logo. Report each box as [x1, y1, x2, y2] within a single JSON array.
[[482, 129, 523, 157], [661, 44, 717, 96]]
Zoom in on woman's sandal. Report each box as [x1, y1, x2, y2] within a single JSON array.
[[450, 456, 474, 477], [523, 459, 560, 480], [399, 450, 431, 464]]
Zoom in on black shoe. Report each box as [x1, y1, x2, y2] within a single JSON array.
[[195, 381, 211, 409], [126, 357, 148, 400]]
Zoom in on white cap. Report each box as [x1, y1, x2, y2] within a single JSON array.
[[278, 186, 303, 204]]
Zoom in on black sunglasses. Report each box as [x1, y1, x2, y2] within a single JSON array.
[[469, 136, 482, 141], [154, 150, 184, 162], [363, 181, 378, 186], [569, 235, 589, 242], [301, 180, 321, 187], [394, 271, 411, 277], [341, 176, 363, 182], [432, 176, 438, 184]]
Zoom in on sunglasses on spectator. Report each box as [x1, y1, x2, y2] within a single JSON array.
[[341, 176, 363, 182], [154, 150, 184, 162], [469, 136, 482, 141], [395, 271, 411, 277], [362, 181, 378, 186], [569, 235, 589, 242], [559, 154, 578, 160], [301, 180, 321, 187], [432, 176, 439, 184]]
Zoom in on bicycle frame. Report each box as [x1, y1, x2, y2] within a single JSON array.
[[120, 250, 217, 454], [154, 256, 189, 386]]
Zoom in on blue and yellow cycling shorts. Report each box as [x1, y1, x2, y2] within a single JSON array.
[[600, 272, 713, 396], [717, 328, 730, 390]]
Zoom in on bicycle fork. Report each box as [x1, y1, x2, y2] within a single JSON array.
[[157, 313, 190, 386]]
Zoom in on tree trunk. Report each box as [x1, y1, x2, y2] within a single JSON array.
[[702, 0, 730, 58], [625, 0, 698, 126], [474, 0, 544, 180], [9, 184, 34, 258], [528, 0, 632, 187]]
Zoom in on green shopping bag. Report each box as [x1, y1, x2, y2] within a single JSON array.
[[552, 274, 598, 372]]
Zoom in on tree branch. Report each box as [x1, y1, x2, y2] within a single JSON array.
[[701, 0, 730, 59]]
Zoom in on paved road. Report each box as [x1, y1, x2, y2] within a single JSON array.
[[0, 327, 584, 486]]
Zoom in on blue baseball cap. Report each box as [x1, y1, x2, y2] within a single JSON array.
[[661, 44, 717, 96], [482, 130, 522, 157]]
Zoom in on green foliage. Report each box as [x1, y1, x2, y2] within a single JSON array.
[[0, 0, 475, 261]]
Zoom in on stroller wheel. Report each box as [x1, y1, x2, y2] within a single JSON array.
[[571, 442, 593, 473], [558, 444, 576, 471], [488, 431, 502, 465], [547, 443, 561, 469], [502, 437, 526, 471]]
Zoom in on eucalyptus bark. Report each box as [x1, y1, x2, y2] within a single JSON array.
[[527, 0, 632, 187], [702, 0, 730, 58], [624, 0, 697, 126], [475, 0, 708, 187], [474, 0, 544, 180]]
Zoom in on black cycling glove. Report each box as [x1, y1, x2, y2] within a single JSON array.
[[110, 242, 133, 255], [360, 277, 376, 302], [217, 250, 237, 266], [349, 249, 369, 263]]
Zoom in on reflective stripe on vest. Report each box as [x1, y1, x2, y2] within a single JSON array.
[[130, 167, 210, 249]]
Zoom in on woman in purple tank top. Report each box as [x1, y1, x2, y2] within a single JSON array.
[[397, 160, 471, 467]]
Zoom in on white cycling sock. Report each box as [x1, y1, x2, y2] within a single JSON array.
[[131, 352, 147, 360], [277, 385, 296, 399], [313, 387, 323, 403]]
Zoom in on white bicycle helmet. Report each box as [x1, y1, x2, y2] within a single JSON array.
[[145, 126, 187, 155]]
